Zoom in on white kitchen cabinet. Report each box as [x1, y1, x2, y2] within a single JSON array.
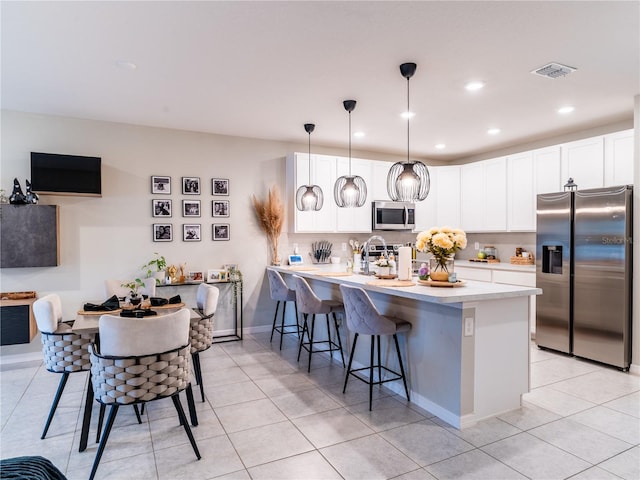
[[435, 166, 461, 228], [534, 146, 562, 194], [287, 153, 337, 233], [414, 166, 438, 231], [604, 129, 634, 186], [455, 266, 492, 282], [335, 157, 372, 233], [461, 158, 507, 232], [507, 152, 535, 231], [371, 160, 393, 201], [561, 136, 605, 190]]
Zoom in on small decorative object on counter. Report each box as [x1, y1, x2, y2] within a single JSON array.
[[166, 265, 178, 284], [448, 272, 457, 283], [121, 279, 144, 306], [142, 253, 167, 285], [418, 263, 429, 280], [388, 254, 397, 275], [252, 185, 284, 265], [483, 245, 497, 260], [0, 189, 8, 204]]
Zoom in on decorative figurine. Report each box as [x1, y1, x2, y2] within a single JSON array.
[[25, 179, 39, 204], [9, 178, 26, 204], [0, 189, 8, 204]]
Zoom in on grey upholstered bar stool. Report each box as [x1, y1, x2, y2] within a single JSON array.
[[267, 269, 300, 350], [293, 275, 345, 372], [339, 284, 411, 410]]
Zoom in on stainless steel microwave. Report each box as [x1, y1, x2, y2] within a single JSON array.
[[372, 201, 415, 230]]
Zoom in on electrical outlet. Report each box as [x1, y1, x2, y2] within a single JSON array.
[[341, 242, 347, 251], [474, 242, 480, 250], [464, 317, 474, 337]]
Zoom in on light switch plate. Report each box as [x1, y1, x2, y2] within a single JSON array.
[[464, 317, 474, 336]]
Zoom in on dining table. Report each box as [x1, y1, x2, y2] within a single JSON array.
[[72, 302, 198, 453]]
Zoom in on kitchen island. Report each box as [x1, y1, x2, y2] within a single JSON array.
[[268, 264, 541, 429]]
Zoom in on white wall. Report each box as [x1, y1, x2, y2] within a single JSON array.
[[0, 111, 297, 327]]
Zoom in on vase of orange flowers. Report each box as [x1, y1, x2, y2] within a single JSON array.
[[416, 227, 467, 282]]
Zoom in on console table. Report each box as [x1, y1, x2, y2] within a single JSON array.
[[157, 280, 243, 343]]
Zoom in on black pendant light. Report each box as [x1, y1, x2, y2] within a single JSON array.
[[295, 123, 324, 211], [334, 100, 367, 208], [387, 62, 430, 202]]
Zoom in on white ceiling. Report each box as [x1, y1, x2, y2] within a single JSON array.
[[2, 1, 638, 161]]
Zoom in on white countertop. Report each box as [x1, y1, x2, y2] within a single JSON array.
[[270, 264, 540, 306], [455, 259, 536, 273]]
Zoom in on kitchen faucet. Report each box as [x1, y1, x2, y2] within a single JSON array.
[[361, 235, 388, 275]]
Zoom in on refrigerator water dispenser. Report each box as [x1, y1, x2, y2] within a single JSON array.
[[542, 246, 562, 274]]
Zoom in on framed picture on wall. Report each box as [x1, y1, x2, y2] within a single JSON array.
[[182, 177, 201, 195], [152, 199, 172, 217], [212, 178, 229, 196], [153, 223, 173, 242], [212, 200, 229, 217], [182, 199, 201, 217], [183, 224, 201, 241], [151, 175, 171, 194], [189, 271, 204, 282], [213, 223, 230, 241]]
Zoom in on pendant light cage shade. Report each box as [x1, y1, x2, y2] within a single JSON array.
[[295, 123, 324, 211], [387, 161, 430, 202], [387, 61, 430, 202], [335, 99, 368, 208], [296, 185, 324, 211], [334, 175, 367, 208]]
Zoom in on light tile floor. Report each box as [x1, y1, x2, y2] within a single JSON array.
[[1, 333, 638, 480]]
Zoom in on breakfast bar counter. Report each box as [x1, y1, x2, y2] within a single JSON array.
[[268, 264, 541, 429]]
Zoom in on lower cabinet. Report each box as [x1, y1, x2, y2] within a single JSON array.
[[0, 298, 37, 345]]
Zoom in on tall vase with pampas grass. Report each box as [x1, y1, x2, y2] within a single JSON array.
[[252, 186, 284, 265]]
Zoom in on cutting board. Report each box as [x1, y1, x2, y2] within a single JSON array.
[[366, 279, 415, 287], [286, 266, 319, 271]]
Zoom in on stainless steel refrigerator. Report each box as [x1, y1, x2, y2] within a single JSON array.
[[536, 185, 633, 370]]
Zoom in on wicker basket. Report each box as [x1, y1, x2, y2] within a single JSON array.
[[1, 291, 36, 300], [510, 255, 534, 265]]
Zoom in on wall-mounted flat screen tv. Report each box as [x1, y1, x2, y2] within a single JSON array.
[[30, 152, 102, 196]]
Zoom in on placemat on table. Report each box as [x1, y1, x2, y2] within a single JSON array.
[[77, 308, 122, 315], [366, 279, 415, 287]]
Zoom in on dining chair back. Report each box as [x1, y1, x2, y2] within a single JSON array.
[[88, 307, 199, 480], [339, 284, 411, 410], [190, 283, 220, 401], [33, 294, 92, 439]]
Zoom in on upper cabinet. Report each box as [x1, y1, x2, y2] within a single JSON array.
[[285, 129, 634, 233], [461, 158, 507, 232], [335, 157, 372, 232], [604, 129, 634, 186], [287, 153, 337, 233], [507, 151, 535, 231], [435, 166, 461, 227], [561, 136, 605, 190]]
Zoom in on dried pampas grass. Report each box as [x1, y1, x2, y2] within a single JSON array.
[[252, 186, 284, 264]]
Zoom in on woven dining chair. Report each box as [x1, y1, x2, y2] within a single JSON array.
[[190, 283, 220, 401], [88, 308, 200, 480], [32, 294, 93, 440]]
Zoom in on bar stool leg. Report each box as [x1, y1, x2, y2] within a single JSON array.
[[297, 313, 308, 362], [369, 335, 375, 411], [343, 333, 359, 393], [332, 312, 346, 367], [377, 335, 382, 384], [393, 334, 410, 401], [270, 300, 281, 343], [294, 302, 301, 337], [307, 314, 316, 372], [279, 301, 287, 350]]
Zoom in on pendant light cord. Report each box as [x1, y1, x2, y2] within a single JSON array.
[[348, 110, 352, 175], [407, 76, 410, 163], [308, 131, 312, 184]]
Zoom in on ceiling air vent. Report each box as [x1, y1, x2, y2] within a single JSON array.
[[531, 62, 577, 79]]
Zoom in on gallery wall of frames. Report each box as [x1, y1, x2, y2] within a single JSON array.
[[150, 175, 230, 243]]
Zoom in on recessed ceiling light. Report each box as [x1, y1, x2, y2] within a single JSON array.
[[465, 81, 485, 91], [487, 128, 501, 135], [401, 111, 415, 119], [557, 106, 575, 114], [116, 60, 137, 70], [353, 131, 365, 138], [435, 143, 446, 149]]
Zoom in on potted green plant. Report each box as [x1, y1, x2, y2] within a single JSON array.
[[142, 253, 167, 285], [121, 278, 145, 305]]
